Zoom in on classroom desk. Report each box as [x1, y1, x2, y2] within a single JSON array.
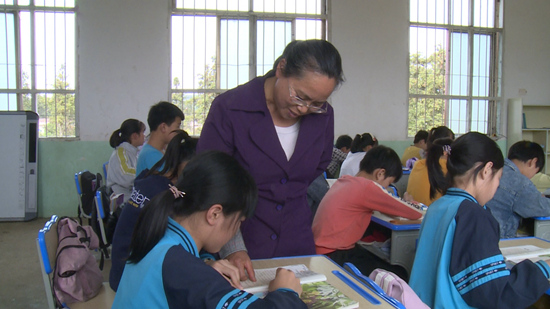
[[251, 255, 395, 308], [363, 212, 421, 277], [533, 216, 550, 241]]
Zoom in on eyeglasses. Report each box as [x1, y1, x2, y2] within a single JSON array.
[[288, 84, 328, 114]]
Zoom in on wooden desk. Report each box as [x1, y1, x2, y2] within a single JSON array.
[[251, 255, 395, 308], [364, 212, 421, 277]]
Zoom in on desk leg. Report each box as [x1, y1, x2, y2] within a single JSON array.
[[390, 229, 419, 277]]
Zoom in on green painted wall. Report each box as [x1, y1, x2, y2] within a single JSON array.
[[38, 140, 112, 217], [36, 138, 508, 218]]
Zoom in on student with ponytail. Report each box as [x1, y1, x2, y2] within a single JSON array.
[[106, 118, 146, 202], [339, 132, 378, 177], [410, 132, 550, 309], [109, 130, 196, 291], [113, 151, 306, 309]]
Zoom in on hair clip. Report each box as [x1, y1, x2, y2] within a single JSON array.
[[443, 145, 451, 156], [169, 184, 185, 199]]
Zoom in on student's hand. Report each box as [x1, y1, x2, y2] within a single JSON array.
[[206, 259, 243, 289], [226, 250, 256, 282], [268, 268, 302, 295], [403, 192, 414, 202]]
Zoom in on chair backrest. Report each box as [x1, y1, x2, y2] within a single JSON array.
[[36, 215, 59, 309], [95, 190, 108, 246], [102, 162, 108, 181]]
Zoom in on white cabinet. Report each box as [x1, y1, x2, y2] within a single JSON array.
[[522, 105, 550, 174]]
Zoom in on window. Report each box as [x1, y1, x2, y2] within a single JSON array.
[[0, 0, 75, 138], [171, 0, 327, 135], [408, 0, 502, 136]]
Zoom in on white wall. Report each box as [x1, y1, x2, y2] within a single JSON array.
[[502, 0, 550, 107], [77, 0, 171, 141], [75, 0, 550, 142]]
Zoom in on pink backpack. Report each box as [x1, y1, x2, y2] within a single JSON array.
[[52, 217, 103, 306], [369, 268, 430, 309]]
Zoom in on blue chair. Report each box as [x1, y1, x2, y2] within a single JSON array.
[[102, 161, 108, 181], [36, 215, 116, 309], [95, 190, 109, 248]]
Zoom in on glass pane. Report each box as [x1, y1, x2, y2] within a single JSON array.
[[20, 12, 32, 91], [295, 19, 323, 40], [37, 92, 75, 138], [173, 92, 216, 136], [449, 31, 468, 96], [254, 0, 322, 14], [171, 16, 218, 90], [35, 0, 75, 7], [0, 93, 17, 110], [0, 13, 16, 91], [34, 11, 75, 90], [220, 19, 249, 88], [474, 0, 495, 28], [176, 0, 249, 11], [448, 99, 468, 134], [407, 97, 445, 136], [472, 34, 491, 97], [410, 0, 448, 24], [256, 20, 291, 76], [409, 27, 448, 96], [471, 99, 488, 133], [450, 0, 469, 26]]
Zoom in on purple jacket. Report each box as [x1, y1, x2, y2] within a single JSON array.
[[197, 74, 334, 259]]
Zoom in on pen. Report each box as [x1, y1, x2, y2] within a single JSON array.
[[332, 270, 381, 305], [343, 263, 405, 309]]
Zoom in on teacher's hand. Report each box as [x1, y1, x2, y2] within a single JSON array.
[[226, 250, 256, 282]]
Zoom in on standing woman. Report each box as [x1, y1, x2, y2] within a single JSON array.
[[197, 40, 344, 277], [107, 119, 146, 202]]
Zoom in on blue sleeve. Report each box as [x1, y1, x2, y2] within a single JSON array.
[[450, 202, 550, 309], [162, 246, 306, 309], [513, 176, 550, 218]]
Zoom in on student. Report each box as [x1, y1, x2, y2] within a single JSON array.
[[339, 133, 378, 177], [197, 40, 344, 280], [486, 140, 550, 238], [313, 145, 424, 279], [106, 119, 146, 202], [406, 126, 455, 206], [113, 151, 306, 308], [109, 130, 196, 291], [136, 101, 185, 175], [401, 130, 428, 166], [409, 132, 550, 309], [325, 134, 352, 178]]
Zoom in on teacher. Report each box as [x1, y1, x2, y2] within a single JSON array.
[[197, 39, 344, 279]]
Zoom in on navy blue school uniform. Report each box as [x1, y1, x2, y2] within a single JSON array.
[[109, 169, 171, 291], [113, 218, 306, 309], [410, 188, 550, 309]]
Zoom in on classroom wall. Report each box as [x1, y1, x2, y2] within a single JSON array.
[[37, 0, 550, 217]]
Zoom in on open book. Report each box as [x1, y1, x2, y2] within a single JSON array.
[[501, 244, 550, 264], [241, 264, 327, 294]]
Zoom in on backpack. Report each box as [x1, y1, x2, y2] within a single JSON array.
[[78, 171, 100, 222], [52, 217, 103, 306], [369, 268, 430, 309]]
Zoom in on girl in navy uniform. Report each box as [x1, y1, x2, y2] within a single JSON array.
[[113, 151, 306, 309], [409, 132, 550, 308]]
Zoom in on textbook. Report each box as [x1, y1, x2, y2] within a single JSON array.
[[500, 244, 550, 264], [241, 264, 327, 294], [301, 281, 359, 309]]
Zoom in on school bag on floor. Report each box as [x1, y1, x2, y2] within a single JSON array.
[[369, 268, 430, 309], [52, 217, 103, 306]]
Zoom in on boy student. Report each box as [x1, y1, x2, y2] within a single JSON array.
[[486, 140, 550, 238], [136, 101, 184, 175], [401, 130, 428, 166], [312, 145, 424, 279], [325, 134, 352, 178]]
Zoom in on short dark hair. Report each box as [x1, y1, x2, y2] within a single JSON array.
[[508, 140, 545, 171], [359, 145, 403, 182], [335, 135, 352, 149], [414, 130, 429, 144], [147, 101, 185, 131], [274, 40, 345, 87]]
